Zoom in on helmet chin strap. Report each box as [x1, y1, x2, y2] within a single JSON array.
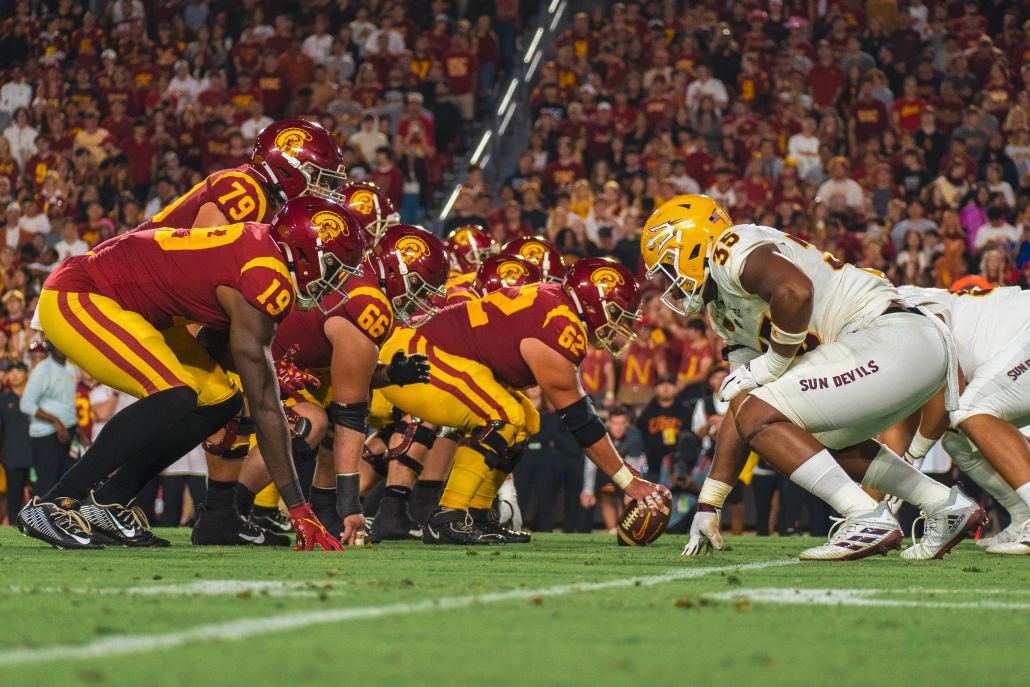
[[261, 160, 289, 201]]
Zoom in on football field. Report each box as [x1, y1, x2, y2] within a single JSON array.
[[1, 529, 1027, 687]]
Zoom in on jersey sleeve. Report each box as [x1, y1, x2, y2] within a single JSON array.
[[209, 171, 271, 224], [445, 285, 477, 305], [236, 250, 295, 324], [709, 224, 787, 300], [341, 284, 394, 347], [537, 292, 589, 367]]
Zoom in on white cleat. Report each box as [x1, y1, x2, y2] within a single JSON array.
[[985, 519, 1030, 555], [901, 486, 985, 560], [978, 519, 1026, 548], [799, 503, 902, 561]]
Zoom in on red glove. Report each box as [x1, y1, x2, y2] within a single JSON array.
[[275, 344, 321, 401], [288, 503, 344, 551]]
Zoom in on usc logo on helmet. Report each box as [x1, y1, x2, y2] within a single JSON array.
[[496, 260, 530, 282], [517, 242, 545, 263], [395, 235, 431, 264], [349, 190, 376, 216], [312, 210, 349, 242], [274, 128, 313, 157], [589, 266, 625, 295], [452, 229, 474, 246]]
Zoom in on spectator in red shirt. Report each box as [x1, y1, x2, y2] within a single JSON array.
[[849, 76, 889, 147], [543, 137, 586, 196], [397, 92, 435, 149], [891, 75, 928, 133], [808, 40, 845, 109], [441, 33, 478, 122], [119, 117, 157, 198], [100, 99, 133, 142]]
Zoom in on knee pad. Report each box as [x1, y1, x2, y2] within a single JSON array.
[[496, 440, 527, 474], [362, 445, 388, 477], [291, 435, 318, 467], [461, 421, 511, 469]]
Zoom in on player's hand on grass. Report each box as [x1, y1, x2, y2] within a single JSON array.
[[288, 503, 344, 551], [340, 513, 366, 545], [274, 344, 321, 400], [625, 478, 669, 516], [384, 350, 431, 386], [682, 506, 724, 556]]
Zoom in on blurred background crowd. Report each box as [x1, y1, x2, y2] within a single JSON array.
[[0, 0, 1026, 535]]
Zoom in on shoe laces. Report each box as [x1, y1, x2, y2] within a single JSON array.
[[55, 505, 93, 536], [113, 502, 152, 532], [824, 515, 857, 546]]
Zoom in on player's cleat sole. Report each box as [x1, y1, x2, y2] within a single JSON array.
[[17, 497, 104, 550], [248, 508, 293, 533], [900, 486, 985, 560], [423, 507, 503, 545], [80, 492, 170, 547], [370, 497, 422, 541], [799, 503, 903, 561], [985, 519, 1030, 555], [191, 504, 290, 546]]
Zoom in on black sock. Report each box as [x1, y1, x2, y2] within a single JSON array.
[[384, 485, 412, 501], [410, 480, 444, 523], [46, 387, 198, 501], [235, 484, 257, 517], [469, 506, 490, 521], [252, 504, 279, 517], [309, 486, 336, 517], [205, 479, 237, 511], [91, 393, 243, 506]]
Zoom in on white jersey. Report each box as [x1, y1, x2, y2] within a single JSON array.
[[708, 225, 897, 354], [897, 286, 1030, 381]]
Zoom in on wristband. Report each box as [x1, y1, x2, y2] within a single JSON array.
[[907, 428, 936, 459], [336, 473, 362, 518], [612, 465, 634, 489], [604, 391, 615, 399], [697, 478, 733, 508], [770, 324, 808, 346], [279, 480, 305, 509]]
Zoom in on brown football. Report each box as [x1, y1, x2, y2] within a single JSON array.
[[616, 487, 673, 546]]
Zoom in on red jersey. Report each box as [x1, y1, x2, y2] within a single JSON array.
[[849, 99, 888, 142], [24, 151, 59, 188], [891, 97, 926, 132], [138, 165, 273, 232], [45, 223, 294, 330], [677, 340, 713, 383], [76, 382, 94, 441], [272, 265, 393, 370], [543, 159, 586, 194], [432, 271, 477, 308], [579, 347, 612, 396], [415, 284, 588, 389], [556, 29, 599, 58], [442, 49, 478, 95], [808, 63, 845, 108], [254, 69, 288, 118], [619, 340, 664, 388]]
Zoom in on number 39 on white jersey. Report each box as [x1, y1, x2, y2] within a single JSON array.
[[707, 225, 897, 352]]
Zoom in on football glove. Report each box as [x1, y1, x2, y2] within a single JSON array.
[[383, 350, 431, 386], [288, 503, 344, 551], [682, 507, 724, 556], [497, 477, 522, 532], [275, 344, 321, 400]]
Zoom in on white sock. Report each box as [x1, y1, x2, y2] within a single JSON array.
[[790, 449, 878, 517], [862, 445, 951, 510], [945, 433, 1030, 525], [1015, 484, 1030, 522]]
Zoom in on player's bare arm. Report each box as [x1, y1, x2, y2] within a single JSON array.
[[193, 202, 232, 228]]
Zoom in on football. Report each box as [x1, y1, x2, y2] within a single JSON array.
[[616, 487, 673, 546]]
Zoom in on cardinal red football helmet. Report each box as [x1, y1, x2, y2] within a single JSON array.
[[501, 236, 567, 283], [251, 120, 347, 201], [445, 225, 498, 274], [473, 254, 543, 296], [369, 224, 449, 327], [268, 197, 365, 313], [564, 258, 642, 356], [337, 181, 399, 241]]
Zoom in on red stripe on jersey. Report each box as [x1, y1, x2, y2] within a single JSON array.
[[57, 292, 161, 395], [78, 293, 185, 390]]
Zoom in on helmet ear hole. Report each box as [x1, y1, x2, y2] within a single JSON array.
[[294, 246, 311, 264], [689, 243, 701, 260]]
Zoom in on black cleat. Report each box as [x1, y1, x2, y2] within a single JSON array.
[[370, 496, 422, 541], [191, 504, 290, 546], [472, 507, 532, 544], [248, 508, 293, 533], [80, 492, 170, 547], [423, 507, 503, 545], [17, 497, 104, 549]]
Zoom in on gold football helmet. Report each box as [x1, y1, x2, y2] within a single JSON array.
[[641, 194, 732, 314]]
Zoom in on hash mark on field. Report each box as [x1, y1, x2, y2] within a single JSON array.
[[0, 559, 799, 666], [706, 588, 1030, 610]]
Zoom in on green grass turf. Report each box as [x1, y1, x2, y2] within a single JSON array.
[[1, 528, 1028, 687]]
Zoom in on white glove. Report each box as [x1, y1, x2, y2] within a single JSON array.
[[497, 477, 522, 532], [682, 508, 724, 556], [884, 450, 925, 514], [718, 349, 792, 402]]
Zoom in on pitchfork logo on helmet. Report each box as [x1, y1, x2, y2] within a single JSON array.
[[273, 127, 314, 157], [311, 210, 350, 241], [370, 225, 449, 327], [641, 194, 732, 316], [565, 258, 642, 356], [501, 237, 567, 283]]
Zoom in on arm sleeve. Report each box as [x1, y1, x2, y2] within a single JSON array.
[[582, 459, 596, 494], [691, 399, 707, 434]]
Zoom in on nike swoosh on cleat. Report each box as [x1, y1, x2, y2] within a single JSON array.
[[111, 519, 136, 538], [239, 532, 265, 544], [66, 532, 91, 545], [429, 528, 440, 540]]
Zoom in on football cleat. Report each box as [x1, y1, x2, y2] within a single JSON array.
[[985, 519, 1030, 555], [977, 519, 1025, 548], [17, 497, 104, 550], [80, 492, 170, 547], [191, 504, 290, 546], [248, 508, 294, 533], [423, 507, 503, 545], [799, 503, 902, 561], [471, 506, 531, 544], [901, 486, 985, 560], [370, 496, 422, 541]]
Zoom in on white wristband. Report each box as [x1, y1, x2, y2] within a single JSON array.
[[907, 429, 936, 459], [770, 324, 808, 346], [698, 479, 733, 508], [612, 465, 634, 489]]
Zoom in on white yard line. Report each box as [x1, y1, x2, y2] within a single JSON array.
[[0, 558, 798, 666], [707, 588, 1030, 609]]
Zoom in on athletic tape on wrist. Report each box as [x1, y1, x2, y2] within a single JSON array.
[[770, 324, 808, 346], [279, 480, 305, 509], [752, 349, 793, 383], [908, 428, 936, 459], [698, 478, 733, 508], [336, 473, 362, 518], [612, 465, 634, 489]]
